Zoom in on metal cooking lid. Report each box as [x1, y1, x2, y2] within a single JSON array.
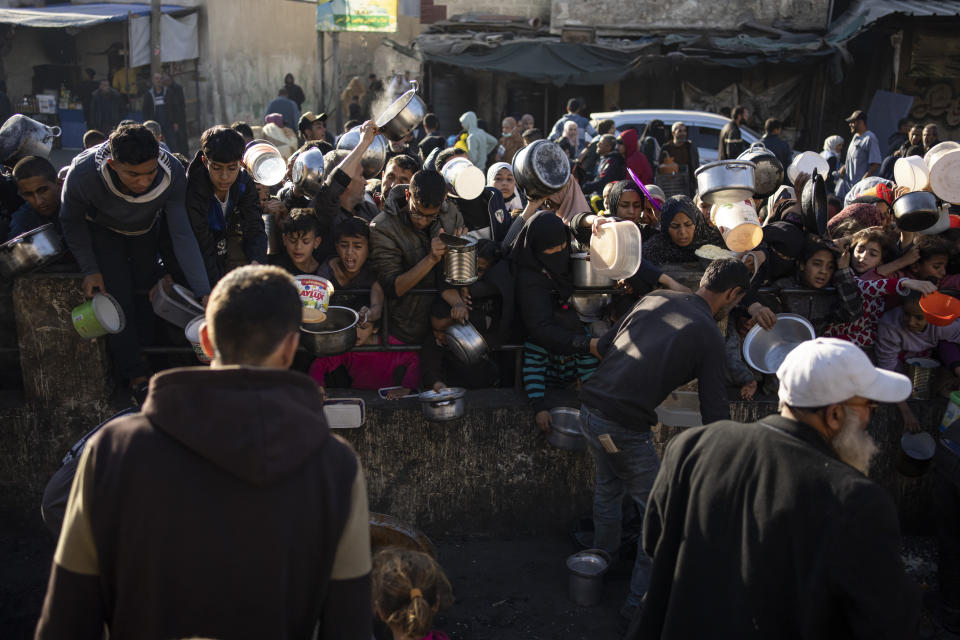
[[420, 387, 466, 402]]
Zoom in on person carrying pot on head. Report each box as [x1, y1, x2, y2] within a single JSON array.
[[59, 123, 211, 403], [436, 148, 511, 243]]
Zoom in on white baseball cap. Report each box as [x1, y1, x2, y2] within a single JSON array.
[[777, 337, 912, 408]]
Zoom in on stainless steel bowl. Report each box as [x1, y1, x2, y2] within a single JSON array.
[[0, 223, 64, 279], [547, 407, 586, 450], [570, 293, 612, 321], [695, 160, 757, 205], [445, 322, 488, 365], [292, 147, 326, 197], [419, 387, 466, 422], [336, 126, 389, 179], [375, 81, 428, 142], [741, 313, 815, 374], [571, 253, 615, 288], [299, 306, 359, 356]]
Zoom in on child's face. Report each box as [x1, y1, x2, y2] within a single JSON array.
[[336, 235, 369, 273], [800, 250, 836, 289], [203, 158, 241, 195], [282, 231, 321, 265], [914, 254, 948, 285], [492, 168, 515, 200], [902, 300, 928, 333], [355, 321, 378, 346], [852, 240, 882, 274]]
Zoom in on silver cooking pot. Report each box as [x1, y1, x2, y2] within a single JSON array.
[[292, 147, 325, 197], [547, 407, 586, 450], [300, 306, 359, 356], [571, 252, 615, 288], [445, 322, 488, 365], [0, 114, 61, 162], [442, 233, 478, 285], [737, 142, 783, 198], [695, 160, 757, 205], [375, 80, 428, 142], [892, 191, 939, 232], [336, 126, 389, 179], [512, 139, 571, 200], [419, 387, 466, 422], [0, 223, 64, 279]]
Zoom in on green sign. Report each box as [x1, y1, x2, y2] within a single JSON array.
[[317, 0, 397, 32]]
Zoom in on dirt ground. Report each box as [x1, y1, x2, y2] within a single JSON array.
[[2, 515, 958, 640]]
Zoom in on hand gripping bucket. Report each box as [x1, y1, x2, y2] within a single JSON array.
[[72, 293, 126, 339]]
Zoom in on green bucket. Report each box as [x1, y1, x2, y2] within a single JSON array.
[[72, 293, 126, 339]]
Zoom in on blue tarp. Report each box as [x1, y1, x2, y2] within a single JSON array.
[[0, 3, 189, 29]]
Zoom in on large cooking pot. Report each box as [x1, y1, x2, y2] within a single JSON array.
[[291, 147, 325, 197], [512, 139, 571, 200], [375, 80, 428, 142], [571, 252, 615, 288], [419, 387, 466, 422], [0, 223, 64, 279], [547, 407, 586, 450], [336, 126, 389, 179], [695, 160, 757, 205], [445, 322, 488, 365], [441, 233, 478, 285], [892, 190, 939, 232], [0, 114, 61, 163], [300, 306, 359, 356], [737, 142, 783, 198]]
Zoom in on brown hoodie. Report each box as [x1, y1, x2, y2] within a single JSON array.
[[36, 366, 371, 640]]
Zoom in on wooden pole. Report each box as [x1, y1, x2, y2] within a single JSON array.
[[317, 31, 324, 114], [332, 31, 341, 131], [150, 0, 162, 76]]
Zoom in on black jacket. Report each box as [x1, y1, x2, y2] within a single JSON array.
[[719, 120, 747, 160], [185, 151, 267, 286], [634, 415, 920, 640], [761, 133, 793, 172], [582, 151, 626, 195], [450, 186, 512, 242], [580, 290, 729, 428]]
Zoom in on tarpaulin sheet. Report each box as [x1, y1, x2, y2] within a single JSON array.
[[0, 3, 188, 29], [129, 12, 198, 66]]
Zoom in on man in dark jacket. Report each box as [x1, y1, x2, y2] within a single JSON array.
[[89, 79, 125, 134], [630, 337, 920, 640], [35, 265, 372, 640], [141, 73, 173, 148], [719, 104, 750, 160], [579, 258, 749, 624], [582, 134, 625, 196], [760, 117, 792, 172], [185, 125, 267, 287]]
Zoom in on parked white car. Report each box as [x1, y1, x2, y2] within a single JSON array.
[[589, 109, 760, 166]]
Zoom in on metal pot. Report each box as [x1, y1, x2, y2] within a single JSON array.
[[441, 233, 478, 285], [445, 322, 488, 365], [567, 549, 610, 606], [375, 80, 428, 142], [570, 293, 612, 321], [512, 139, 571, 200], [299, 306, 359, 356], [892, 190, 939, 232], [262, 212, 281, 255], [695, 160, 757, 205], [291, 147, 325, 197], [336, 126, 389, 179], [737, 142, 783, 198], [898, 432, 936, 477], [742, 313, 815, 374], [547, 407, 586, 450], [419, 387, 466, 422], [0, 223, 64, 279], [801, 170, 827, 235], [571, 252, 615, 288], [0, 114, 61, 163]]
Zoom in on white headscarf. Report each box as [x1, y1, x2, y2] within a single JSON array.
[[821, 135, 844, 162], [486, 162, 524, 211]]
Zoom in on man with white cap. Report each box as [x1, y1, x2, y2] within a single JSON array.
[[629, 337, 920, 639]]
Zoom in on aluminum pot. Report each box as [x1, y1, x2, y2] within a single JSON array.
[[571, 252, 615, 288], [742, 313, 815, 374], [695, 160, 757, 205], [375, 80, 428, 142], [0, 223, 64, 279], [570, 293, 612, 321], [441, 233, 478, 285], [299, 306, 359, 356], [336, 126, 389, 179], [567, 549, 611, 606], [512, 139, 571, 200], [737, 142, 783, 198], [0, 114, 61, 163], [892, 190, 939, 232], [291, 147, 325, 197], [547, 407, 586, 450], [419, 387, 466, 422], [445, 322, 488, 365]]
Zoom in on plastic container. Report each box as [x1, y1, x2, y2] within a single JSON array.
[[441, 157, 485, 200], [184, 315, 211, 363], [589, 220, 642, 279], [294, 275, 335, 323], [787, 150, 830, 183], [152, 280, 204, 328], [941, 391, 960, 433], [242, 140, 286, 186], [894, 156, 929, 192], [72, 293, 125, 339], [655, 391, 702, 428], [711, 200, 764, 252], [919, 291, 960, 327]]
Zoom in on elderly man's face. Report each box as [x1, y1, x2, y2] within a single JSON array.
[[672, 125, 687, 144], [520, 115, 534, 131], [502, 117, 516, 136], [909, 126, 922, 146], [923, 126, 939, 148], [827, 398, 878, 474], [564, 122, 578, 138]]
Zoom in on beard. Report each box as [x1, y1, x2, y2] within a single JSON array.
[[831, 410, 878, 474]]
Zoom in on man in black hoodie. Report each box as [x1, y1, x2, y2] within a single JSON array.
[[36, 265, 372, 640]]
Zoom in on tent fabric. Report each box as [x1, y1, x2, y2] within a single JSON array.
[[129, 12, 199, 66], [0, 3, 188, 29]]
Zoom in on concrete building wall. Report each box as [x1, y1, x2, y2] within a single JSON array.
[[550, 0, 831, 32], [437, 0, 551, 21]]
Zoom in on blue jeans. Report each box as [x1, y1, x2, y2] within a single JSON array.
[[579, 404, 661, 609]]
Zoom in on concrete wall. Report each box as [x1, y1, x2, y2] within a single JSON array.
[[438, 0, 551, 21], [550, 0, 831, 33]]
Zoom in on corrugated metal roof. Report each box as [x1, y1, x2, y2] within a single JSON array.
[[0, 3, 189, 29]]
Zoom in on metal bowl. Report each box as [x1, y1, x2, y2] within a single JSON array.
[[570, 294, 612, 321], [445, 322, 488, 365], [742, 313, 815, 374], [695, 160, 757, 205], [292, 147, 326, 197], [419, 387, 466, 422], [0, 223, 64, 279], [572, 253, 615, 288], [336, 126, 389, 179], [375, 81, 428, 142], [547, 407, 586, 450], [299, 306, 359, 356]]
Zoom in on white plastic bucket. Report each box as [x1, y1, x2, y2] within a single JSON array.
[[926, 143, 960, 204], [589, 220, 642, 279], [894, 155, 929, 191], [442, 157, 485, 200], [184, 315, 211, 363], [711, 200, 763, 253], [243, 140, 286, 186]]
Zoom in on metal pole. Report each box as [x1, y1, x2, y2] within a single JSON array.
[[332, 32, 341, 132], [124, 11, 131, 96], [150, 0, 162, 76], [317, 31, 324, 114]]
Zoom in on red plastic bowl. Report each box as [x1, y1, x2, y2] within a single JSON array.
[[920, 291, 960, 326]]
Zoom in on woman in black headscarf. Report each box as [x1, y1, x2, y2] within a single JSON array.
[[604, 180, 661, 241], [642, 195, 723, 265]]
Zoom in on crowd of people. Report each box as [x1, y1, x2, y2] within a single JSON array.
[[2, 74, 960, 638]]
